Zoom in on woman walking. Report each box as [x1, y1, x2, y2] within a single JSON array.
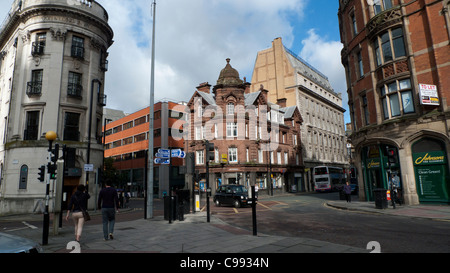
[[66, 184, 90, 242]]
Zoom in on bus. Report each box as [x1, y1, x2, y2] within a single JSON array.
[[314, 166, 345, 192]]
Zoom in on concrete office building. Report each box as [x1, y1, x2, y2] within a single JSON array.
[[104, 101, 187, 198], [0, 0, 113, 214], [251, 38, 348, 191]]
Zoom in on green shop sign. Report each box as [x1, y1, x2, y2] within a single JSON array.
[[413, 151, 449, 203]]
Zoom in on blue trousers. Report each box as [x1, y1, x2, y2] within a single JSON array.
[[101, 208, 116, 239]]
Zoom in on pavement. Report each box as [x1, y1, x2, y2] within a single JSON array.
[[1, 196, 449, 254]]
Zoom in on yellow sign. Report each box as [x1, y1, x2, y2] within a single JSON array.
[[367, 159, 380, 169], [221, 154, 227, 163], [414, 153, 445, 165]]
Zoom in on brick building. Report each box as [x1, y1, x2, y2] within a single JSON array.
[[104, 101, 186, 197], [339, 0, 450, 204], [185, 59, 304, 195]]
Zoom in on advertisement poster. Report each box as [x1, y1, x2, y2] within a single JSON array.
[[419, 83, 440, 105], [413, 151, 449, 202]]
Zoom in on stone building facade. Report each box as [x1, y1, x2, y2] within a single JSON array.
[[0, 0, 113, 214], [251, 38, 348, 191], [186, 59, 304, 195], [339, 0, 450, 204]]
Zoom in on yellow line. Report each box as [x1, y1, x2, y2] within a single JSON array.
[[233, 208, 239, 214], [258, 202, 272, 210]]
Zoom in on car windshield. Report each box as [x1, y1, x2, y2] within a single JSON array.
[[233, 186, 247, 193]]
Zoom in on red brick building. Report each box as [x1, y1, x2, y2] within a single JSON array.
[[185, 59, 304, 195], [104, 101, 185, 197], [339, 0, 450, 204]]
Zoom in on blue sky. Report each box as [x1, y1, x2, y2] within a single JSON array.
[[0, 0, 349, 123]]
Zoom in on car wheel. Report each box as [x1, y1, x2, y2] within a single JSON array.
[[233, 200, 241, 208], [214, 199, 221, 207]]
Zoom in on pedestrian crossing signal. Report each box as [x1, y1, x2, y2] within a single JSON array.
[[38, 165, 45, 182]]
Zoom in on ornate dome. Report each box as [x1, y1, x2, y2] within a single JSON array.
[[216, 58, 243, 86]]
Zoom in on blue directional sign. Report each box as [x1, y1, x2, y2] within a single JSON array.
[[154, 158, 170, 164], [156, 148, 170, 159], [158, 148, 170, 154], [171, 149, 186, 158], [155, 152, 170, 158]]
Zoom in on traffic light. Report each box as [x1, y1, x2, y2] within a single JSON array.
[[386, 147, 398, 165], [205, 141, 215, 162], [48, 143, 59, 180], [38, 165, 45, 182], [51, 143, 59, 164]]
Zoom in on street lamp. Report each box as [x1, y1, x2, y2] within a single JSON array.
[[43, 131, 57, 245]]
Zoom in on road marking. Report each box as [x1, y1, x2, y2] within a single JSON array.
[[233, 208, 238, 214], [258, 202, 272, 210], [22, 221, 38, 229]]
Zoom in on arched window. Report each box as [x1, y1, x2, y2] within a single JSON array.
[[19, 165, 28, 190], [412, 138, 445, 153]]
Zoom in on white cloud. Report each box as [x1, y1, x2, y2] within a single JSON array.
[[1, 0, 350, 124], [97, 0, 307, 113]]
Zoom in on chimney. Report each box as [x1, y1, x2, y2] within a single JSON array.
[[196, 82, 211, 93], [259, 84, 268, 101], [244, 77, 251, 94], [277, 98, 287, 108]]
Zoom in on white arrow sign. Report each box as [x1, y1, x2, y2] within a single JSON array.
[[171, 149, 186, 158]]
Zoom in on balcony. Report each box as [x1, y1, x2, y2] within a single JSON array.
[[68, 83, 83, 98], [98, 94, 107, 106], [100, 60, 108, 71], [71, 45, 84, 59], [26, 82, 42, 96], [367, 6, 402, 38], [31, 41, 45, 56]]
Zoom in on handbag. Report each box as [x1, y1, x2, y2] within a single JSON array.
[[74, 194, 90, 221], [82, 209, 91, 221]]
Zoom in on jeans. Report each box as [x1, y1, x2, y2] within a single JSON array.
[[101, 208, 116, 239]]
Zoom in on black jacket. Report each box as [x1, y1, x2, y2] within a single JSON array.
[[68, 191, 90, 212]]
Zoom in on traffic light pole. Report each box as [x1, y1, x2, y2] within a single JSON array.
[[205, 141, 214, 223], [206, 153, 210, 223], [42, 138, 53, 245]]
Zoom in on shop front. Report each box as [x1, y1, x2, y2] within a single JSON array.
[[412, 138, 450, 204], [361, 144, 403, 202]]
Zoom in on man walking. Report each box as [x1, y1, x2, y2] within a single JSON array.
[[98, 180, 119, 240]]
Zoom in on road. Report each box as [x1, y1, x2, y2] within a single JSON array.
[[210, 192, 450, 253], [1, 193, 449, 253]]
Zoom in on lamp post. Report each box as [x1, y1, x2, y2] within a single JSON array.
[[43, 131, 57, 245], [146, 0, 157, 219]]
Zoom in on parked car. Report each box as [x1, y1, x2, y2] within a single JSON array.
[[0, 232, 43, 253], [214, 185, 257, 208]]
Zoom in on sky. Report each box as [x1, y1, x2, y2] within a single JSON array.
[[0, 0, 349, 123]]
